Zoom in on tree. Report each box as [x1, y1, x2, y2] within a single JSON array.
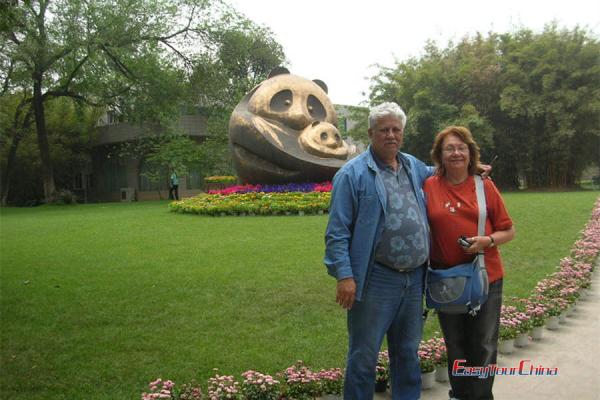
[[368, 26, 600, 189], [0, 93, 34, 204], [496, 25, 600, 188], [135, 135, 203, 199], [0, 94, 99, 204], [0, 0, 236, 201], [188, 21, 286, 176], [344, 105, 369, 144]]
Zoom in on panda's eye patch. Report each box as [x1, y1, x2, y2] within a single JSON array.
[[270, 90, 293, 112], [307, 95, 326, 121]]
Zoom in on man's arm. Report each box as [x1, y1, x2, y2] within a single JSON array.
[[324, 171, 357, 309]]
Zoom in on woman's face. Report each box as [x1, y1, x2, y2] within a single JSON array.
[[441, 134, 470, 174]]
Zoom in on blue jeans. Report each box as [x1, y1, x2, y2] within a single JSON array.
[[438, 279, 503, 400], [344, 262, 424, 400]]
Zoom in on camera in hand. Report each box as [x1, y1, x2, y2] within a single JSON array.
[[458, 235, 472, 248]]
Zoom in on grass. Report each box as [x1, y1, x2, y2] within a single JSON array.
[[1, 191, 598, 399]]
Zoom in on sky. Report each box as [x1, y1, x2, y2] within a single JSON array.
[[227, 0, 599, 106]]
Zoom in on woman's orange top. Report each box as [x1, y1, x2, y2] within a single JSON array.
[[423, 175, 513, 283]]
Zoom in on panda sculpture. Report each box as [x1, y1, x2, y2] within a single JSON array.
[[228, 67, 358, 184]]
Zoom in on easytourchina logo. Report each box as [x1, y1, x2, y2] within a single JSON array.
[[452, 359, 559, 379]]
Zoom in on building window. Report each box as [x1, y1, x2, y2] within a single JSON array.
[[86, 173, 94, 189], [74, 173, 83, 189], [98, 158, 127, 192]]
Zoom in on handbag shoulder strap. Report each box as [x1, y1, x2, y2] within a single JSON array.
[[474, 175, 487, 269]]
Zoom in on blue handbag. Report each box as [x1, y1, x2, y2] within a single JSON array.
[[425, 175, 489, 316]]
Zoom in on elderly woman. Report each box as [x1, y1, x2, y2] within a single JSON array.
[[423, 126, 515, 400]]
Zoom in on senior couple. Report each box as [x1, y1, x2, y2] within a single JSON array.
[[324, 102, 515, 400]]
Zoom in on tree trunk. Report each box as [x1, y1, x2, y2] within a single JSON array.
[[0, 128, 25, 206], [33, 75, 55, 201]]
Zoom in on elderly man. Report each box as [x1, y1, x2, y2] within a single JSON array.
[[324, 102, 432, 400]]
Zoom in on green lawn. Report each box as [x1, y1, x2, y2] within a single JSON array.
[[0, 191, 598, 399]]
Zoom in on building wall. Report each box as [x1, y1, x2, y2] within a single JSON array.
[[95, 115, 208, 145], [335, 104, 364, 133]]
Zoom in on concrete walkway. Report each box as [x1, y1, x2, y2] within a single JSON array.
[[375, 267, 600, 400]]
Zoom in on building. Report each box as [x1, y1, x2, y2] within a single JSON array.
[[86, 113, 210, 202]]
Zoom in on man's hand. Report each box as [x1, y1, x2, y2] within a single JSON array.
[[478, 163, 492, 178], [336, 278, 356, 310]]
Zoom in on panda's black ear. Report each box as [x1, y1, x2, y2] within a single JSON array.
[[268, 67, 290, 78], [312, 79, 328, 94]]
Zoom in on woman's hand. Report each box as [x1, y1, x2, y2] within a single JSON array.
[[464, 227, 515, 253], [464, 236, 492, 253]]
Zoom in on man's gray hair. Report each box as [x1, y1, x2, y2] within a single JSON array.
[[368, 102, 407, 129]]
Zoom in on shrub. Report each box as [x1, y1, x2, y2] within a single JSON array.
[[48, 189, 78, 205], [204, 176, 237, 184]]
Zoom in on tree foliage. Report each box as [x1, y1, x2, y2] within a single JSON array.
[[1, 0, 285, 203], [369, 25, 600, 189]]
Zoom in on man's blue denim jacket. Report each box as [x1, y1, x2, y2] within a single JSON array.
[[324, 147, 433, 301]]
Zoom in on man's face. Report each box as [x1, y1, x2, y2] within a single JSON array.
[[368, 115, 404, 160]]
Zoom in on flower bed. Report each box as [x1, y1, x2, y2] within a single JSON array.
[[208, 182, 332, 195], [170, 191, 331, 216], [143, 362, 342, 400], [170, 181, 333, 216]]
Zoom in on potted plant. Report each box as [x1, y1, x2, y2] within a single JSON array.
[[240, 370, 280, 400], [514, 308, 533, 347], [142, 378, 203, 400], [526, 297, 548, 340], [375, 350, 389, 392], [179, 380, 203, 400], [142, 378, 176, 400], [498, 305, 520, 353], [540, 296, 569, 329], [431, 335, 448, 383], [418, 340, 436, 390], [281, 361, 321, 400], [207, 371, 241, 399], [317, 368, 343, 399]]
